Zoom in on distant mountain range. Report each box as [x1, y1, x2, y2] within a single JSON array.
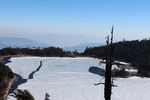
[[0, 37, 104, 52], [63, 43, 105, 52], [0, 37, 48, 49], [26, 34, 105, 47]]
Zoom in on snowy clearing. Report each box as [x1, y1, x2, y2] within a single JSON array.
[[6, 57, 150, 100]]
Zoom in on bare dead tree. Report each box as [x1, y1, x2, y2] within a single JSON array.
[[104, 26, 114, 100]]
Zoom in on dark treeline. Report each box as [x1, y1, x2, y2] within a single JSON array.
[[83, 39, 150, 76], [0, 47, 81, 57]]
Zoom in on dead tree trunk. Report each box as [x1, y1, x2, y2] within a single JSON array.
[[104, 26, 114, 100]]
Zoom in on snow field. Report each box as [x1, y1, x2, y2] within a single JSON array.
[[7, 57, 150, 100]]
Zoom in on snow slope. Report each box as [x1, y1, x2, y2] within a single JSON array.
[[7, 57, 150, 100]]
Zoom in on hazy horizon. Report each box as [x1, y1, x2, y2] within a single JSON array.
[[0, 34, 105, 47]]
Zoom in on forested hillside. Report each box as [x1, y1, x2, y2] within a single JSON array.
[[0, 47, 80, 57], [0, 63, 14, 100], [83, 39, 150, 76]]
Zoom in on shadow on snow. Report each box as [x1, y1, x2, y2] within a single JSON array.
[[88, 66, 105, 76], [9, 61, 43, 94]]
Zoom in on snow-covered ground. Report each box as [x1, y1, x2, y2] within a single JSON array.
[[6, 57, 150, 100]]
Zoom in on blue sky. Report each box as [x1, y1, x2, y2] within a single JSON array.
[[0, 0, 150, 46]]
